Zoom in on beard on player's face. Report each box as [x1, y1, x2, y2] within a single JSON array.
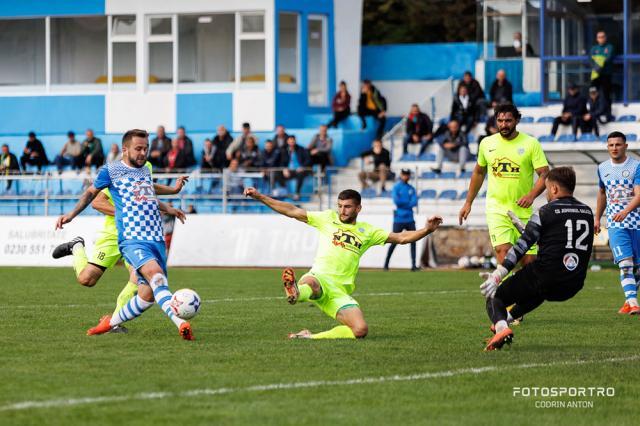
[[126, 151, 147, 168]]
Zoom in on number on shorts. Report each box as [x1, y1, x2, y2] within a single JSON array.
[[97, 252, 105, 260], [564, 219, 590, 251], [134, 249, 144, 260]]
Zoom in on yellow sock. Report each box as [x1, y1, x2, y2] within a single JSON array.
[[72, 245, 88, 279], [112, 281, 138, 317], [311, 325, 356, 339]]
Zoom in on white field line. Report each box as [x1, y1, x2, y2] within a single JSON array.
[[1, 355, 637, 412], [4, 289, 473, 310]]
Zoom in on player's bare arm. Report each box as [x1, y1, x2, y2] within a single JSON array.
[[516, 166, 549, 208], [612, 184, 640, 223], [459, 164, 487, 225], [154, 176, 189, 195], [157, 200, 186, 224], [244, 187, 308, 222], [594, 187, 606, 234], [55, 185, 101, 229], [386, 216, 443, 244], [91, 191, 115, 216]]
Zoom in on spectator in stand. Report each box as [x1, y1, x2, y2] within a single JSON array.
[[0, 144, 20, 190], [513, 31, 535, 56], [308, 124, 333, 171], [201, 139, 216, 171], [227, 122, 258, 160], [280, 135, 311, 200], [106, 143, 122, 163], [328, 80, 351, 128], [551, 83, 586, 138], [403, 104, 433, 156], [20, 131, 49, 172], [54, 131, 83, 173], [590, 30, 614, 104], [272, 124, 289, 149], [260, 139, 281, 187], [432, 120, 469, 176], [149, 125, 171, 169], [478, 113, 498, 144], [459, 71, 487, 120], [384, 169, 419, 271], [226, 158, 245, 195], [164, 138, 187, 171], [579, 86, 611, 137], [211, 125, 233, 169], [451, 84, 477, 134], [358, 80, 387, 139], [186, 204, 197, 214], [175, 126, 196, 167], [81, 129, 104, 171], [489, 69, 513, 107], [239, 136, 261, 168], [359, 139, 391, 193]]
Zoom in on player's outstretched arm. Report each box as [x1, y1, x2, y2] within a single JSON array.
[[386, 215, 442, 244], [244, 187, 308, 222], [56, 185, 101, 229], [157, 200, 186, 224], [154, 176, 188, 195], [459, 164, 487, 225], [517, 166, 549, 208], [91, 191, 115, 216]]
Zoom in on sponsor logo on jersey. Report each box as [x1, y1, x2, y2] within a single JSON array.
[[132, 181, 155, 203], [607, 183, 633, 205], [563, 253, 579, 271], [491, 157, 521, 178], [332, 229, 363, 253]]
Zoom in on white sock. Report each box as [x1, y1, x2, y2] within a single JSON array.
[[506, 311, 514, 323], [149, 273, 185, 328], [628, 298, 639, 308], [495, 320, 508, 333], [109, 295, 153, 327], [71, 242, 84, 255]]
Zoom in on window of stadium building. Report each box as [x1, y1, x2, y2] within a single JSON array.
[[111, 15, 137, 85], [178, 14, 235, 84], [278, 12, 300, 92], [51, 17, 108, 86], [0, 18, 45, 86], [239, 13, 266, 83], [307, 15, 327, 106], [147, 16, 174, 85]]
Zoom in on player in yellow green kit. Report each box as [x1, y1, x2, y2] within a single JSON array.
[[459, 103, 549, 266], [244, 186, 442, 339], [52, 162, 187, 328]]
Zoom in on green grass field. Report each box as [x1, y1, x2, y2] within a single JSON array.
[[0, 266, 638, 425]]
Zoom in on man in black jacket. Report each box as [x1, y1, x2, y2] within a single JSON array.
[[451, 85, 477, 134], [358, 80, 387, 139], [489, 69, 513, 107], [359, 139, 391, 193], [20, 131, 49, 172], [551, 83, 587, 137], [579, 86, 611, 137], [459, 71, 487, 119], [149, 125, 171, 169], [403, 104, 433, 155], [211, 125, 233, 169], [280, 135, 311, 200]]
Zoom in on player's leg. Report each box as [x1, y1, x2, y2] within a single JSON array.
[[384, 222, 404, 270], [281, 268, 322, 304], [112, 265, 139, 317], [609, 228, 639, 313], [406, 222, 418, 270]]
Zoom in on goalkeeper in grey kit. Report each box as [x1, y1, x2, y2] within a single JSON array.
[[480, 167, 594, 351]]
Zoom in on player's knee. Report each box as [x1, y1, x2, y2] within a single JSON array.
[[351, 322, 368, 338], [150, 273, 168, 289], [619, 258, 634, 274], [77, 273, 97, 287]]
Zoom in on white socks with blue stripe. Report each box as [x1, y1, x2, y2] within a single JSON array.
[[150, 273, 185, 328], [619, 259, 638, 307], [110, 295, 154, 327]]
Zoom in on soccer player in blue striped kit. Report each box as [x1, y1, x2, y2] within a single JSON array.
[[55, 129, 194, 340], [595, 131, 640, 315]]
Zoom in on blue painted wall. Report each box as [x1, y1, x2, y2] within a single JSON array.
[[274, 0, 336, 128], [0, 0, 104, 17], [361, 42, 481, 81], [0, 96, 105, 135], [176, 93, 233, 132]]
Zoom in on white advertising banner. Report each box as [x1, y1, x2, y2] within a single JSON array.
[[0, 216, 103, 267], [168, 214, 427, 269]]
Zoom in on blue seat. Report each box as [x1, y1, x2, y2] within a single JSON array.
[[420, 189, 437, 199], [557, 134, 576, 142], [537, 116, 555, 123], [466, 134, 475, 144], [600, 134, 609, 142], [378, 190, 392, 198], [440, 171, 456, 179], [399, 153, 417, 162], [538, 134, 555, 142], [460, 171, 473, 179], [361, 187, 376, 199], [578, 133, 598, 142], [627, 133, 638, 142], [617, 115, 637, 122], [520, 116, 534, 123], [478, 191, 487, 198], [439, 118, 449, 126], [438, 190, 457, 200], [459, 190, 469, 200], [420, 171, 438, 179], [419, 153, 436, 161]]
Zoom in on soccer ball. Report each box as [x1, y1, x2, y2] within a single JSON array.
[[170, 289, 201, 320]]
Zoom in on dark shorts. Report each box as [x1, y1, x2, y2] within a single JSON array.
[[495, 263, 584, 306]]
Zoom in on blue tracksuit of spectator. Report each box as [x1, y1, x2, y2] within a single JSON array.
[[385, 179, 419, 270]]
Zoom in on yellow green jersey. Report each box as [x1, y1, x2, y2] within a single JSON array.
[[307, 210, 389, 293], [99, 162, 153, 236], [477, 131, 548, 218]]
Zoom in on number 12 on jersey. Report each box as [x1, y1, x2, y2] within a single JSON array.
[[565, 219, 590, 251]]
